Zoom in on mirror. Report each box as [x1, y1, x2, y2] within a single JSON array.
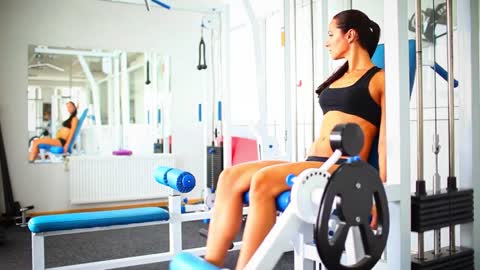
[[27, 45, 172, 163]]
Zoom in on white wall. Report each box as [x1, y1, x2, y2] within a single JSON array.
[[0, 0, 222, 211]]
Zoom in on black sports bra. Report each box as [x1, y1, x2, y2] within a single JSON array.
[[318, 66, 382, 128]]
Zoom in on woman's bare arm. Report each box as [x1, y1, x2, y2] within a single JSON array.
[[377, 71, 387, 182]]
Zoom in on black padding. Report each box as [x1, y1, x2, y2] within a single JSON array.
[[330, 123, 364, 156]]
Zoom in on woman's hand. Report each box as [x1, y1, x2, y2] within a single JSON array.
[[64, 145, 69, 154], [370, 205, 378, 229]]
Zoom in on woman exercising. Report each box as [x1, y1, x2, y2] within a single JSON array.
[[29, 101, 78, 162], [205, 9, 385, 269]]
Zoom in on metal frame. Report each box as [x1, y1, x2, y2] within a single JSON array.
[[382, 0, 412, 269], [270, 0, 412, 269], [30, 191, 248, 270], [457, 0, 480, 267]]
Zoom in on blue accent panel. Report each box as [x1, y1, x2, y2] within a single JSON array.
[[198, 104, 202, 122], [276, 191, 291, 212], [431, 62, 459, 87], [346, 155, 361, 163], [371, 39, 416, 96], [154, 167, 196, 193], [147, 111, 150, 125], [170, 252, 220, 270], [217, 101, 222, 121], [67, 108, 89, 153], [28, 207, 169, 233], [151, 0, 171, 9], [158, 109, 162, 124]]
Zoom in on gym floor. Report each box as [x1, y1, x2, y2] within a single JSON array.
[[0, 220, 294, 270]]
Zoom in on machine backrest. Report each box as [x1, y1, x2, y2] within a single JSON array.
[[368, 39, 416, 169], [67, 108, 88, 153]]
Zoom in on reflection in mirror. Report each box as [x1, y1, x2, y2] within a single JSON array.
[[27, 45, 171, 163]]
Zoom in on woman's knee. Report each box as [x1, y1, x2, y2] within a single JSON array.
[[249, 169, 278, 201], [31, 139, 39, 147], [216, 167, 247, 194]]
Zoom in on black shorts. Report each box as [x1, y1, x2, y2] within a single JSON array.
[[305, 156, 346, 164], [58, 138, 67, 146]]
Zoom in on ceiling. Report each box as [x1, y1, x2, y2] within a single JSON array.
[[28, 45, 142, 85]]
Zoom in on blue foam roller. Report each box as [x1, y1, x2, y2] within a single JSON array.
[[154, 166, 173, 184], [276, 191, 291, 212], [154, 167, 196, 193], [285, 173, 296, 187], [165, 168, 196, 193], [170, 252, 220, 270]]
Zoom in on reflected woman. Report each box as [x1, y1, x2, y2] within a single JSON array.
[[28, 101, 78, 162]]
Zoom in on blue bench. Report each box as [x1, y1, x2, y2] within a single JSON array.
[[29, 166, 197, 270], [28, 207, 170, 233]]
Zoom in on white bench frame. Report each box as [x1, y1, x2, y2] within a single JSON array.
[[31, 191, 249, 270]]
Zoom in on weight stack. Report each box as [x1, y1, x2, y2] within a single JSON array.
[[412, 246, 474, 270], [411, 188, 474, 270], [207, 146, 224, 191], [411, 189, 473, 232]]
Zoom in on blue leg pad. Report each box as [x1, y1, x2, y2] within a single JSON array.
[[243, 190, 291, 212], [170, 252, 221, 270]]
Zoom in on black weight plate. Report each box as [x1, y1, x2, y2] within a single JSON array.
[[315, 161, 389, 270]]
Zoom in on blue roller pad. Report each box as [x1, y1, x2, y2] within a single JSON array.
[[276, 191, 291, 212], [28, 207, 169, 233], [170, 252, 220, 270], [38, 144, 64, 154], [242, 190, 291, 212], [38, 144, 51, 150], [154, 167, 196, 193]]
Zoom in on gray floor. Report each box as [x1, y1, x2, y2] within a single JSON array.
[[0, 220, 294, 270]]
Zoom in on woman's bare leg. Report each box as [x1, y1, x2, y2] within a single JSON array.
[[204, 160, 286, 266], [28, 137, 62, 162], [235, 161, 326, 269]]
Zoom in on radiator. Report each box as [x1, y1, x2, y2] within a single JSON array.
[[69, 155, 175, 204]]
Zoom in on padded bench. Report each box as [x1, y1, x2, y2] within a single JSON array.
[[28, 166, 197, 270], [28, 207, 170, 233]]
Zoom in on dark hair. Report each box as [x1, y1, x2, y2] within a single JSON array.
[[62, 101, 77, 128], [315, 9, 381, 95]]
